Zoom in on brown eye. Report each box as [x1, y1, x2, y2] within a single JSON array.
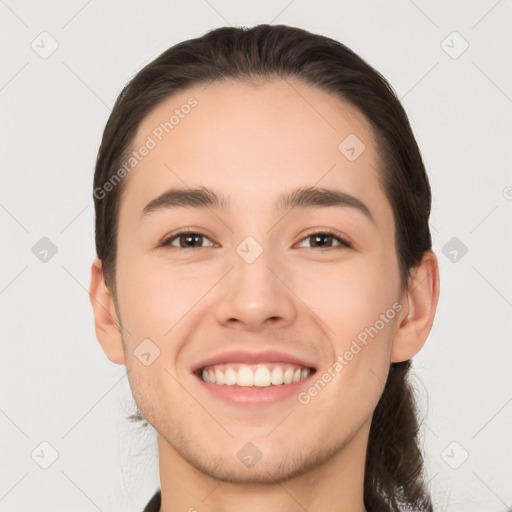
[[297, 232, 351, 249], [162, 232, 214, 249]]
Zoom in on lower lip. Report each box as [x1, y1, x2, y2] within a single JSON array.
[[195, 373, 314, 406]]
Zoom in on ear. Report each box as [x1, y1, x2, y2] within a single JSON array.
[[89, 258, 126, 365], [391, 250, 440, 362]]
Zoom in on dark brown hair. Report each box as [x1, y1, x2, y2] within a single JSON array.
[[93, 24, 433, 511]]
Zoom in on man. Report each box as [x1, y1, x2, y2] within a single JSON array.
[[90, 25, 439, 511]]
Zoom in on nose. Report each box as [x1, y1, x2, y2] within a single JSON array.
[[214, 243, 298, 332]]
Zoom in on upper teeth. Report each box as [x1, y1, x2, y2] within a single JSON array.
[[201, 364, 311, 387]]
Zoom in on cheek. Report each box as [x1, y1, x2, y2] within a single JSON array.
[[296, 252, 400, 393], [299, 272, 399, 430], [299, 253, 400, 338], [117, 259, 197, 421], [115, 253, 206, 341]]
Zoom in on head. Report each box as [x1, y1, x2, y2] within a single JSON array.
[[90, 25, 439, 510]]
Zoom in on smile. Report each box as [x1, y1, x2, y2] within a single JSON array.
[[200, 363, 313, 388]]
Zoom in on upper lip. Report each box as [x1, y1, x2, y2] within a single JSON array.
[[192, 349, 317, 373]]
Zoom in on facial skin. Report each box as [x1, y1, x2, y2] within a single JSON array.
[[90, 79, 439, 512]]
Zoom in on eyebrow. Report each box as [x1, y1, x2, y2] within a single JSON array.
[[141, 185, 375, 224]]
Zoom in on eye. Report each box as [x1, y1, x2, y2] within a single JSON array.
[[296, 231, 351, 249], [161, 230, 215, 249], [159, 229, 351, 250]]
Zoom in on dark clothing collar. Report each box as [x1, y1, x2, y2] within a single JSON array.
[[142, 490, 161, 512]]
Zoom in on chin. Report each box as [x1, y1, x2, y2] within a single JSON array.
[[174, 436, 342, 485]]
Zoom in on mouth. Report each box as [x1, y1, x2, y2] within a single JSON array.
[[191, 351, 317, 406], [195, 362, 316, 388]]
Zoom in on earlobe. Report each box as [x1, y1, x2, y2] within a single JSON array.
[[89, 258, 126, 365], [391, 250, 440, 362]]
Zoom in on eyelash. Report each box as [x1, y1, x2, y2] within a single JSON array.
[[160, 228, 352, 250]]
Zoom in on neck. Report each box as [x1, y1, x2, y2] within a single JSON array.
[[157, 420, 370, 512]]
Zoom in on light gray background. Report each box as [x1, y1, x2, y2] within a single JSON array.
[[1, 1, 511, 511]]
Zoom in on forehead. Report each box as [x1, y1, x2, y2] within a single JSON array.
[[120, 78, 389, 222]]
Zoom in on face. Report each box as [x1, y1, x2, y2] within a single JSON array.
[[113, 79, 405, 483]]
